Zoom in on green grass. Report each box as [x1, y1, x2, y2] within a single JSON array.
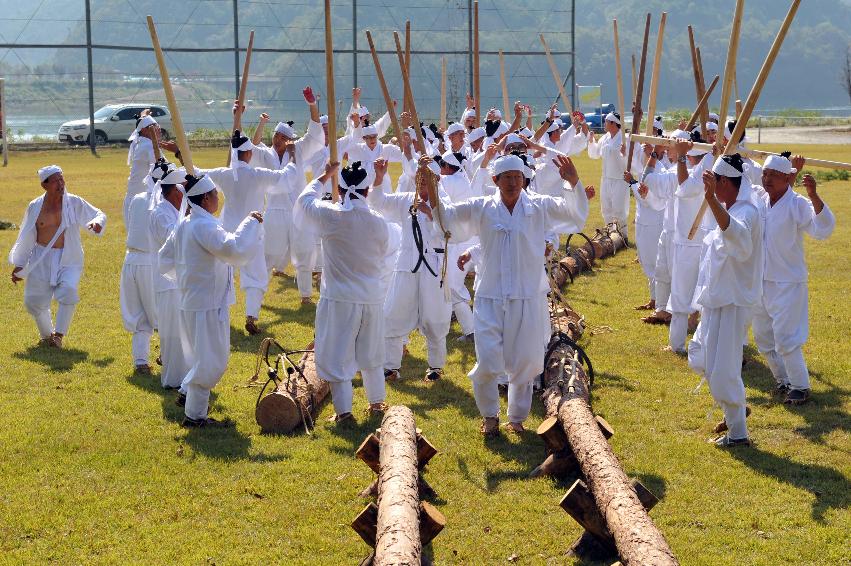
[[0, 145, 848, 565]]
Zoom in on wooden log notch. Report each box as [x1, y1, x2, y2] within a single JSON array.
[[352, 407, 445, 565], [254, 341, 329, 434], [550, 224, 631, 289]]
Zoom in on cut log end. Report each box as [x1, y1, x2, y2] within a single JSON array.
[[255, 391, 301, 433]]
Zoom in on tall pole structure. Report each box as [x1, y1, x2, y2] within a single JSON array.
[[232, 0, 240, 97], [352, 0, 358, 89], [85, 0, 97, 155], [467, 0, 474, 95], [1, 78, 8, 166]]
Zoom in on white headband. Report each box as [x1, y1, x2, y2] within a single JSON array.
[[546, 119, 563, 134], [519, 127, 534, 138], [462, 109, 476, 121], [185, 175, 216, 197], [686, 145, 707, 157], [160, 167, 187, 185], [706, 122, 719, 132], [491, 154, 524, 176], [319, 115, 329, 125], [361, 125, 378, 137], [763, 154, 797, 174], [708, 112, 720, 121], [488, 109, 502, 120], [712, 157, 744, 178], [38, 165, 62, 183], [357, 106, 370, 117], [230, 137, 256, 179], [445, 122, 466, 136], [671, 129, 690, 140], [440, 151, 465, 169], [604, 112, 621, 126], [467, 127, 486, 143], [504, 133, 525, 147], [653, 117, 664, 131], [274, 122, 296, 138]]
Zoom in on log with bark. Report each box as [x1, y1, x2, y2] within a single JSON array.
[[253, 340, 329, 434], [551, 224, 630, 289]]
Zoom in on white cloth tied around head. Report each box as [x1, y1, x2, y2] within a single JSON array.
[[762, 154, 796, 174], [712, 157, 743, 178], [491, 154, 524, 176], [230, 138, 256, 180], [274, 122, 296, 138], [127, 115, 158, 165], [604, 112, 621, 125], [38, 164, 62, 182]]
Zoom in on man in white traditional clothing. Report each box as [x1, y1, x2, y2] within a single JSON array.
[[124, 113, 161, 224], [250, 87, 324, 277], [346, 87, 392, 139], [196, 129, 299, 334], [587, 112, 629, 238], [687, 154, 762, 448], [369, 157, 453, 383], [296, 161, 391, 424], [159, 173, 264, 427], [432, 154, 593, 435], [10, 166, 106, 348], [751, 155, 835, 406], [149, 161, 191, 390]]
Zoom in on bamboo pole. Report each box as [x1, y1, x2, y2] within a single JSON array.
[[393, 32, 425, 151], [226, 29, 254, 166], [686, 74, 720, 132], [631, 54, 637, 110], [473, 1, 480, 126], [687, 26, 707, 140], [735, 99, 743, 119], [626, 14, 651, 173], [440, 57, 447, 129], [644, 12, 666, 136], [630, 133, 851, 171], [499, 50, 510, 119], [324, 0, 339, 202], [146, 16, 194, 173], [696, 47, 709, 133], [403, 21, 411, 116], [688, 0, 802, 240], [612, 20, 626, 118], [540, 34, 573, 113], [365, 31, 403, 146]]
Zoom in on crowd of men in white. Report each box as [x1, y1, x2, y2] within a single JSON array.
[[9, 85, 835, 446]]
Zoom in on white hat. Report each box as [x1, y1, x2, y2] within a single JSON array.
[[38, 165, 62, 183], [445, 122, 466, 136], [185, 174, 216, 197], [604, 112, 621, 126], [546, 119, 563, 134], [706, 122, 719, 132], [357, 106, 370, 117], [491, 154, 524, 176], [462, 109, 476, 121], [319, 115, 329, 125], [763, 154, 797, 174], [504, 133, 525, 147], [440, 150, 466, 169], [274, 122, 296, 138], [467, 127, 486, 143], [361, 125, 378, 137], [708, 112, 720, 122], [712, 156, 744, 178]]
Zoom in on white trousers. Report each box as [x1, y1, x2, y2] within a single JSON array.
[[23, 246, 81, 338], [600, 177, 630, 238], [120, 259, 157, 365], [688, 304, 750, 440], [384, 269, 453, 369], [315, 298, 386, 414], [263, 207, 294, 272], [653, 230, 673, 314], [469, 296, 547, 423], [668, 243, 701, 350], [752, 281, 811, 390], [293, 230, 323, 298], [636, 221, 663, 300], [156, 289, 191, 389], [181, 308, 230, 420], [237, 247, 269, 319]]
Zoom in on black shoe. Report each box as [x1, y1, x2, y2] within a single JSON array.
[[424, 368, 443, 382], [497, 383, 508, 397], [181, 416, 235, 428], [711, 434, 751, 448], [175, 392, 186, 407], [784, 388, 811, 406], [772, 383, 791, 397]]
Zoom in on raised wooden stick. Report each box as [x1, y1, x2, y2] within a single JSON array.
[[687, 26, 707, 140], [612, 20, 626, 118], [146, 15, 194, 173], [686, 74, 720, 132], [403, 21, 411, 116], [227, 29, 254, 166], [644, 13, 666, 136], [630, 54, 637, 113], [473, 1, 481, 126], [626, 13, 652, 173], [689, 0, 802, 240], [499, 50, 510, 119], [365, 31, 403, 146], [440, 56, 447, 129], [735, 99, 743, 119], [393, 32, 425, 151], [696, 46, 709, 132], [540, 33, 572, 113], [324, 0, 339, 202], [631, 134, 851, 171]]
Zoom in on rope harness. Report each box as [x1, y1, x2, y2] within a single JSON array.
[[415, 164, 452, 300]]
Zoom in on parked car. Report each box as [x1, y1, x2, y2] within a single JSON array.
[[58, 104, 172, 145]]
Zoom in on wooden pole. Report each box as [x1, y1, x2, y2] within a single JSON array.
[[499, 50, 510, 119], [686, 74, 720, 132], [630, 133, 851, 171], [696, 46, 709, 132], [540, 34, 573, 113], [146, 16, 194, 173], [612, 20, 626, 118], [365, 31, 404, 147], [393, 33, 426, 151], [403, 21, 411, 116], [630, 54, 637, 111], [687, 26, 707, 139], [626, 14, 652, 173], [735, 99, 743, 119], [473, 1, 480, 126], [644, 12, 667, 136], [440, 57, 447, 129], [714, 0, 745, 149], [0, 78, 7, 167], [324, 0, 339, 202], [227, 29, 254, 166]]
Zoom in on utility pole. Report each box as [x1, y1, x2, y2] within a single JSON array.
[[467, 0, 473, 95], [85, 0, 97, 155], [352, 0, 358, 89], [233, 0, 240, 97]]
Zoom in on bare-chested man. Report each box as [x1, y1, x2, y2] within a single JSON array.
[[9, 165, 106, 347]]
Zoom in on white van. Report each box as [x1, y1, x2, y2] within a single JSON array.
[[58, 104, 172, 145]]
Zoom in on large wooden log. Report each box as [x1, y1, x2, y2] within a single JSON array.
[[255, 345, 329, 434], [375, 406, 422, 566]]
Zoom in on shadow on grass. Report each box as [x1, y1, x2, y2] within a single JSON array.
[[13, 344, 114, 373], [730, 445, 850, 522], [592, 371, 636, 393]]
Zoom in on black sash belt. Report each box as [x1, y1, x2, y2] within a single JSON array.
[[410, 205, 438, 277]]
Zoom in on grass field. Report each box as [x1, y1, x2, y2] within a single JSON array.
[[0, 145, 848, 565]]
